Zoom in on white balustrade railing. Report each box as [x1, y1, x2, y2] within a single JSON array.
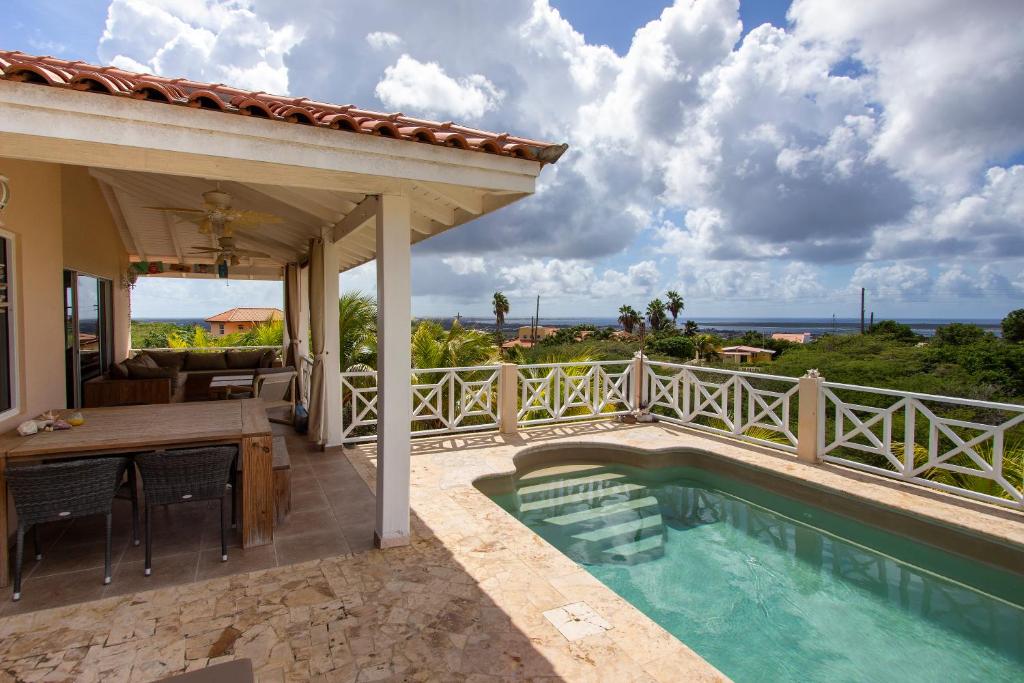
[[340, 365, 500, 443], [644, 361, 799, 452], [327, 357, 1023, 511], [819, 382, 1024, 509], [517, 361, 634, 426]]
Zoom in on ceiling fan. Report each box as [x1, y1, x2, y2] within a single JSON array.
[[146, 187, 282, 236], [190, 235, 270, 265]]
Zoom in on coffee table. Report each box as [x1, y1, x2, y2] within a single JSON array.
[[209, 374, 255, 399]]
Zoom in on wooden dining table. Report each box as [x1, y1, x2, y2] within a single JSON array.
[[0, 400, 274, 588]]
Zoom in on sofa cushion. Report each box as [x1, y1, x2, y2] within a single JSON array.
[[260, 349, 278, 368], [125, 364, 180, 391], [226, 349, 266, 369], [185, 352, 228, 372], [125, 355, 159, 373], [143, 350, 188, 370], [254, 366, 296, 376]]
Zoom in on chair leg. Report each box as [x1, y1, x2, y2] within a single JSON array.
[[32, 525, 42, 561], [220, 497, 228, 562], [103, 513, 112, 585], [13, 524, 25, 601], [128, 463, 141, 546], [144, 505, 152, 577]]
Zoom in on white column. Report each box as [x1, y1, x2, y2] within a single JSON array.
[[321, 236, 343, 447], [375, 193, 412, 548]]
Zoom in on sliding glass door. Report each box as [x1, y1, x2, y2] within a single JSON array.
[[64, 271, 113, 407]]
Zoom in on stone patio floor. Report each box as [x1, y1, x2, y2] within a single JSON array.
[[1, 419, 1020, 682]]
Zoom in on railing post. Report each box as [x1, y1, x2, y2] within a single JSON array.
[[631, 352, 644, 412], [797, 370, 824, 464], [499, 362, 520, 435]]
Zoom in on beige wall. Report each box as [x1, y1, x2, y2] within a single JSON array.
[[0, 159, 130, 435], [61, 165, 132, 360]]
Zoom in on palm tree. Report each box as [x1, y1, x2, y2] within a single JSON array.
[[339, 291, 377, 370], [646, 299, 668, 331], [492, 292, 510, 343], [410, 319, 498, 370], [693, 333, 717, 361], [665, 291, 684, 327], [617, 305, 640, 334], [683, 320, 699, 337]]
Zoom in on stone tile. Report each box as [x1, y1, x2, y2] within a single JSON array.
[[2, 566, 110, 616], [107, 551, 199, 596], [274, 530, 351, 568], [542, 602, 613, 641], [273, 508, 339, 540], [196, 546, 277, 580]]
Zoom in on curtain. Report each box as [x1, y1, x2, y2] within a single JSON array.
[[283, 262, 302, 398], [307, 239, 327, 444]]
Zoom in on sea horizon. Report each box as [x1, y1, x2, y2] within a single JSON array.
[[134, 315, 1004, 338]]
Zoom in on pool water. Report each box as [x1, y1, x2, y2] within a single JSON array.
[[489, 463, 1024, 682]]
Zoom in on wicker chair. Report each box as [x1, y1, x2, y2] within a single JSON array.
[[5, 457, 129, 601], [135, 446, 237, 576]]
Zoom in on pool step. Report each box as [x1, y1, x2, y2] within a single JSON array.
[[518, 471, 627, 498], [519, 482, 646, 512], [543, 495, 661, 526], [572, 514, 664, 542], [603, 534, 664, 559]]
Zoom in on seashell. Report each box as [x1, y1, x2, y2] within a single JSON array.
[[52, 420, 72, 430], [38, 410, 58, 422], [17, 420, 38, 436]]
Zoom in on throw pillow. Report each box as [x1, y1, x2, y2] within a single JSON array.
[[109, 360, 130, 379], [226, 349, 265, 369], [144, 350, 188, 370], [184, 352, 228, 371]]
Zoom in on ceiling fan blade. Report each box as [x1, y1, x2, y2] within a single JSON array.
[[189, 246, 223, 252], [230, 211, 284, 227], [143, 207, 204, 213]]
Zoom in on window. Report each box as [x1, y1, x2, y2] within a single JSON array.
[[219, 323, 225, 334], [64, 271, 113, 408], [0, 231, 15, 417]]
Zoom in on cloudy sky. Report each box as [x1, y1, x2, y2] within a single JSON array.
[[3, 0, 1023, 321]]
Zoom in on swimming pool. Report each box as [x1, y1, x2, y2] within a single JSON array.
[[487, 461, 1024, 682]]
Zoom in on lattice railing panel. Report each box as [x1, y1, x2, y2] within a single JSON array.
[[517, 361, 633, 425], [820, 382, 1024, 509]]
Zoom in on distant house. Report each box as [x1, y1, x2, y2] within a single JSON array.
[[719, 345, 776, 364], [205, 307, 283, 337], [502, 325, 558, 350], [772, 332, 811, 344]]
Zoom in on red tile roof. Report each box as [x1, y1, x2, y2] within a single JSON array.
[[0, 50, 568, 164], [205, 307, 283, 323]]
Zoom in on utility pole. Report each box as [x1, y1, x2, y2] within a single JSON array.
[[869, 311, 874, 330], [860, 288, 866, 334], [832, 314, 836, 334]]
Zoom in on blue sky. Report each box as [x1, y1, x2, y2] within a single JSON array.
[[3, 1, 1023, 322]]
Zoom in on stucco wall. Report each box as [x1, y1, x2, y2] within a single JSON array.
[[0, 160, 130, 435], [0, 159, 67, 435], [61, 165, 131, 360]]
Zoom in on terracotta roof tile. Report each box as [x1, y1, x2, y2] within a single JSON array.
[[0, 50, 568, 164], [204, 307, 283, 323]]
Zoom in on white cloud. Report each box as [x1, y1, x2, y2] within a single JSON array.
[[365, 31, 402, 50], [442, 256, 486, 276], [496, 258, 661, 301], [92, 0, 1024, 317], [99, 0, 301, 94], [850, 263, 931, 301], [375, 54, 504, 119]]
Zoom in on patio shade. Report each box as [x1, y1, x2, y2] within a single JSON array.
[[284, 262, 301, 373], [307, 239, 326, 444]]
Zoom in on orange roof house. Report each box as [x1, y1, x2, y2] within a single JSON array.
[[205, 307, 282, 336], [771, 332, 811, 344]]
